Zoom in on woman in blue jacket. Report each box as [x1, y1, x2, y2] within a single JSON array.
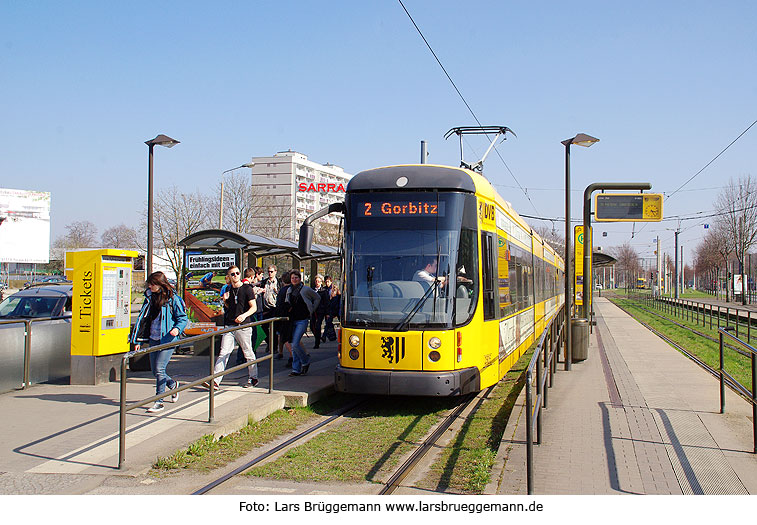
[[131, 271, 188, 413]]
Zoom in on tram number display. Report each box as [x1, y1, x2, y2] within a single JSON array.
[[361, 200, 446, 217]]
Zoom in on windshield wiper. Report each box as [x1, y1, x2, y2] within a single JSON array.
[[392, 279, 440, 332]]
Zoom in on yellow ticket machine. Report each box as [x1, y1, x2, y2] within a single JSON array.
[[65, 249, 138, 384]]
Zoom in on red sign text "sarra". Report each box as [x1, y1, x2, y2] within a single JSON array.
[[298, 182, 346, 193]]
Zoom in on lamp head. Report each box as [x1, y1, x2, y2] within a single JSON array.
[[561, 133, 599, 147], [145, 134, 180, 148]]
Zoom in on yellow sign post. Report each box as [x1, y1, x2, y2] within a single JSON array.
[[65, 249, 138, 385], [574, 226, 591, 307]]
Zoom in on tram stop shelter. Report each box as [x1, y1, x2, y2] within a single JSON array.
[[177, 229, 339, 327], [179, 228, 339, 275]]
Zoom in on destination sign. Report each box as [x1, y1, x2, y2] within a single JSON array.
[[594, 193, 663, 222], [360, 200, 445, 218]]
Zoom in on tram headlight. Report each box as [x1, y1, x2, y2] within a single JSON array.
[[428, 350, 441, 362], [428, 337, 442, 349], [349, 348, 360, 360], [349, 334, 360, 348]]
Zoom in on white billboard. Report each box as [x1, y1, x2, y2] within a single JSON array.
[[0, 188, 51, 263]]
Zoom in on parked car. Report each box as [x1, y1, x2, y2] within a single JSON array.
[[23, 275, 71, 289], [0, 283, 72, 319]]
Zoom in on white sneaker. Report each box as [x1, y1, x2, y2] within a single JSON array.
[[147, 402, 165, 413], [170, 381, 179, 403]]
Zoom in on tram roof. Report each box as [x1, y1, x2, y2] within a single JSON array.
[[347, 164, 478, 193]]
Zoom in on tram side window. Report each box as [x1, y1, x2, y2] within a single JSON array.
[[481, 231, 497, 320], [455, 227, 478, 326]]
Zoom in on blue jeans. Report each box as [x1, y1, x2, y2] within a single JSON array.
[[149, 339, 176, 402], [290, 319, 310, 373]]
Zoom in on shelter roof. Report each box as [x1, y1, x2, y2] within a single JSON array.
[[178, 229, 338, 261], [593, 252, 617, 267]]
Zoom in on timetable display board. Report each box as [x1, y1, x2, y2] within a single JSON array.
[[594, 193, 662, 222]]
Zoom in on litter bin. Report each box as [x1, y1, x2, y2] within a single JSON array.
[[571, 318, 589, 362]]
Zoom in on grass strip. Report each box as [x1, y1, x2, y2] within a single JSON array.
[[247, 397, 459, 483], [150, 393, 350, 474], [609, 296, 753, 390], [419, 347, 534, 493]]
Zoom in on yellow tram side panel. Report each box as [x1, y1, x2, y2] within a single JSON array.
[[476, 191, 502, 389]]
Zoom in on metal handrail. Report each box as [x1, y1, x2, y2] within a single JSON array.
[[524, 305, 565, 495], [118, 316, 288, 470], [718, 327, 757, 454], [0, 315, 72, 389]]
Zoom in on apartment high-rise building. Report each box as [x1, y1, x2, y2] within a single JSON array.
[[250, 150, 351, 240]]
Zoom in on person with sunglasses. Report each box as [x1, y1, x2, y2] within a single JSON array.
[[206, 265, 259, 389]]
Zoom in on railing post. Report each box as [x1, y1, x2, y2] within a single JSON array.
[[749, 310, 751, 344], [269, 319, 275, 394], [119, 355, 128, 470], [719, 331, 725, 415], [525, 370, 534, 495], [752, 348, 757, 454], [22, 319, 33, 389], [209, 333, 216, 423], [536, 352, 543, 446]]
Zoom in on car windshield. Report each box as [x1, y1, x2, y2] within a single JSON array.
[[344, 191, 478, 330], [0, 295, 61, 318]]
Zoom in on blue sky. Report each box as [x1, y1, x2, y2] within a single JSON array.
[[2, 1, 756, 265]]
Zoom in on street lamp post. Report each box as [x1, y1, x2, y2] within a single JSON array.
[[219, 163, 255, 230], [561, 133, 599, 371], [145, 134, 180, 275]]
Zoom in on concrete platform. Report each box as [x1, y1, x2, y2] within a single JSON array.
[[486, 297, 757, 495], [0, 335, 337, 494]]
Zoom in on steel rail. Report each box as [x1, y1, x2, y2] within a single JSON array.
[[193, 397, 367, 495], [623, 298, 751, 358], [379, 390, 487, 495]]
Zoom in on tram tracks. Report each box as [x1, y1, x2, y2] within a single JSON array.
[[192, 397, 367, 495], [193, 387, 492, 495], [613, 299, 754, 403]]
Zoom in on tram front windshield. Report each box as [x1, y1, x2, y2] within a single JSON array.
[[345, 191, 478, 330]]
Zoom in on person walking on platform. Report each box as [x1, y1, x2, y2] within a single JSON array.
[[131, 271, 188, 414], [324, 282, 340, 342], [261, 265, 281, 356], [310, 274, 330, 349], [206, 265, 259, 390], [285, 269, 320, 376], [275, 271, 294, 366]]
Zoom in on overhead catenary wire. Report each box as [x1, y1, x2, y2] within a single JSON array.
[[396, 0, 540, 215]]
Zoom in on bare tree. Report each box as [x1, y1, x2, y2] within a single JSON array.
[[534, 225, 565, 256], [715, 175, 757, 304], [209, 173, 258, 233], [313, 220, 343, 283], [710, 223, 734, 301], [51, 220, 98, 260], [693, 230, 721, 294], [611, 242, 641, 288], [147, 186, 213, 282], [101, 224, 138, 248]]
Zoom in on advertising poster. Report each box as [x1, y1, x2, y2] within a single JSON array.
[[184, 251, 238, 326], [0, 188, 51, 263]]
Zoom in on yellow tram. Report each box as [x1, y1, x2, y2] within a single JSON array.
[[300, 160, 564, 396]]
